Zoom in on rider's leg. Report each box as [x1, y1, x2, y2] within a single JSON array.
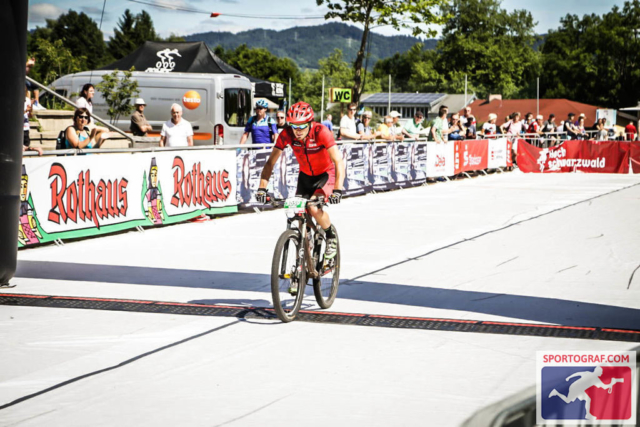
[[308, 204, 330, 230]]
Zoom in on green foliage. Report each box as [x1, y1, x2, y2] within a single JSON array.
[[109, 10, 161, 59], [33, 39, 85, 85], [39, 10, 112, 69], [436, 0, 541, 98], [541, 1, 640, 108], [215, 44, 300, 84], [316, 0, 449, 102], [95, 68, 140, 124]]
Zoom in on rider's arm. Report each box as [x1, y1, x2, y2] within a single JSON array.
[[239, 132, 249, 145], [258, 148, 283, 189], [327, 145, 345, 191]]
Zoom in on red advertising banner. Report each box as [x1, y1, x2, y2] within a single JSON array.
[[630, 142, 640, 174], [517, 140, 630, 173], [455, 140, 489, 173]]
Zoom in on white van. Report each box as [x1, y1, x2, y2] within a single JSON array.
[[49, 71, 253, 145]]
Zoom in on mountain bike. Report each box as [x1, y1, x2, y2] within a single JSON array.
[[269, 196, 340, 322]]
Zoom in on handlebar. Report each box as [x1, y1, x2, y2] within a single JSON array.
[[267, 196, 327, 208]]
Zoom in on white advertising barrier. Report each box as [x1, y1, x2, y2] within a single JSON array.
[[487, 138, 509, 169], [426, 141, 455, 177], [18, 150, 237, 247]]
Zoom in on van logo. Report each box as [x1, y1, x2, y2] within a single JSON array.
[[182, 91, 201, 110], [145, 48, 182, 73]]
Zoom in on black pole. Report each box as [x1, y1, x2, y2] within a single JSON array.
[[0, 0, 28, 286]]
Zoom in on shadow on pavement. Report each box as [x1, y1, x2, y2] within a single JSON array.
[[16, 260, 640, 330]]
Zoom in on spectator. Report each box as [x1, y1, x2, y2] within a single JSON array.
[[556, 120, 565, 135], [275, 111, 286, 134], [402, 111, 426, 139], [448, 113, 465, 141], [482, 113, 497, 137], [239, 99, 277, 146], [160, 104, 193, 147], [25, 57, 40, 109], [527, 115, 544, 145], [321, 114, 333, 132], [23, 85, 42, 156], [76, 84, 97, 126], [377, 115, 396, 141], [542, 114, 556, 135], [523, 112, 534, 129], [625, 121, 637, 141], [460, 106, 476, 130], [563, 113, 579, 140], [340, 102, 362, 140], [465, 116, 477, 139], [575, 113, 586, 126], [65, 108, 107, 149], [130, 98, 152, 137], [576, 116, 588, 140], [357, 111, 379, 140], [595, 118, 608, 140], [430, 105, 450, 143], [389, 111, 406, 141], [500, 112, 525, 136]]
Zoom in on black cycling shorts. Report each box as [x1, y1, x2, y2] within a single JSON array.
[[295, 170, 334, 200]]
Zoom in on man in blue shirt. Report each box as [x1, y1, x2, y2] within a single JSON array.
[[321, 114, 333, 132], [239, 99, 278, 147]]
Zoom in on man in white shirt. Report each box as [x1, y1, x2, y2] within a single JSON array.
[[160, 104, 193, 147], [339, 102, 363, 141]]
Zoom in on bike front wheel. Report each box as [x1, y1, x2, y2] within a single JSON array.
[[313, 228, 340, 309], [271, 229, 306, 322]]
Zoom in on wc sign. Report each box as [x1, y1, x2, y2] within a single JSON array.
[[330, 88, 352, 103], [537, 351, 637, 424]]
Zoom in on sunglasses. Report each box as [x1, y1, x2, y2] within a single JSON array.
[[78, 115, 90, 120], [290, 123, 309, 130], [349, 108, 357, 111], [277, 116, 285, 119]]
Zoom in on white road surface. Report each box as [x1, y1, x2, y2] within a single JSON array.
[[2, 171, 640, 426]]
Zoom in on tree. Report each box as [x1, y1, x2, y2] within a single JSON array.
[[95, 68, 140, 124], [316, 0, 449, 104], [47, 11, 112, 69], [218, 44, 300, 85], [540, 1, 640, 108], [109, 10, 163, 59], [435, 0, 541, 98], [35, 39, 86, 85]]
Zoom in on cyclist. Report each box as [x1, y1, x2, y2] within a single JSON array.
[[256, 102, 345, 259]]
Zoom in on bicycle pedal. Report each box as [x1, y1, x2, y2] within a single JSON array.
[[288, 286, 298, 296]]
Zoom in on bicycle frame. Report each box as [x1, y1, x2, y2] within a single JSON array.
[[283, 199, 326, 280]]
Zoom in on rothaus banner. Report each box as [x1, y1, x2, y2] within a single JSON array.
[[18, 150, 237, 247]]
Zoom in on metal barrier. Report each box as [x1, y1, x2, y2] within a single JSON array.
[[461, 345, 640, 427]]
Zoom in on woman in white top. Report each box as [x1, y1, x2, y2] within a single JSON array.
[[482, 113, 497, 137], [76, 84, 95, 124], [160, 104, 194, 147]]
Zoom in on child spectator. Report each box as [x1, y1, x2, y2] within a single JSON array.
[[482, 113, 497, 137]]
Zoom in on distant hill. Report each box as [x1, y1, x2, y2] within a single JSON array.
[[185, 22, 437, 70]]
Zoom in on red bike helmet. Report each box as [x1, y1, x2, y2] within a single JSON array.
[[287, 102, 314, 124]]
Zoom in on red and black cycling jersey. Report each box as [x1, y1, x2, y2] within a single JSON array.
[[274, 122, 336, 176]]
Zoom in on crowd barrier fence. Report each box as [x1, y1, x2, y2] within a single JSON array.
[[18, 139, 511, 248]]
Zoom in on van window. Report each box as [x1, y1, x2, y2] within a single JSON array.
[[225, 88, 251, 127]]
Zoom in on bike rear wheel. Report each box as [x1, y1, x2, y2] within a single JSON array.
[[313, 228, 340, 309], [271, 229, 306, 322]]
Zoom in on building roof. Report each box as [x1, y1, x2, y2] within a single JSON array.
[[431, 94, 476, 117], [465, 98, 604, 124], [362, 92, 446, 106]]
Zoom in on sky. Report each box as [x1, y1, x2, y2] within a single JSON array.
[[27, 0, 627, 40]]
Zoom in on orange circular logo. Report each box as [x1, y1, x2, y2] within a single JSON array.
[[182, 90, 201, 110]]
